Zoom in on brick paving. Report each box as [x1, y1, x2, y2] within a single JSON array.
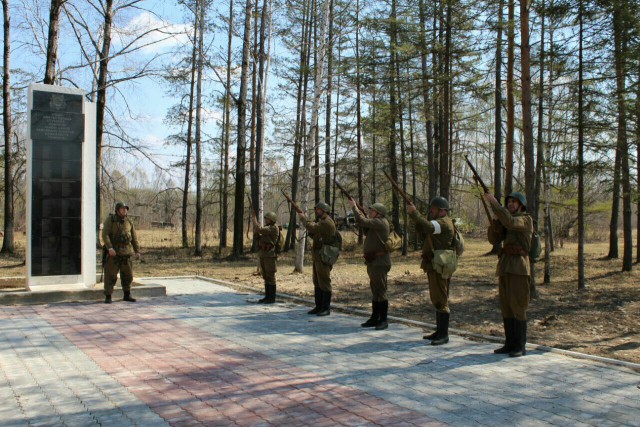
[[0, 277, 638, 426]]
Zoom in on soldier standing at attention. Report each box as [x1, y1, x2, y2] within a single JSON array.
[[102, 202, 141, 304], [298, 202, 336, 316], [348, 200, 391, 330], [407, 197, 455, 346], [251, 211, 280, 304], [483, 192, 533, 358]]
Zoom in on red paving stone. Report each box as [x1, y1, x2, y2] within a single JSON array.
[[21, 301, 440, 426]]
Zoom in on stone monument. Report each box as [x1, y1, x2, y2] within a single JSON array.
[[26, 83, 96, 291]]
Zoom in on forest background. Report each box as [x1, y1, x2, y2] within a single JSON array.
[[0, 0, 638, 362]]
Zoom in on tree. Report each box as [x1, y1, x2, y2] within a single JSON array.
[[1, 0, 13, 254], [43, 0, 66, 84]]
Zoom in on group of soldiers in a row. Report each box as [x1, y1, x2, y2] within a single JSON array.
[[252, 191, 533, 358]]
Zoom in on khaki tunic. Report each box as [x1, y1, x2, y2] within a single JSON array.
[[255, 223, 279, 284], [487, 206, 533, 320], [102, 214, 140, 294], [409, 211, 455, 313], [353, 208, 391, 302], [302, 213, 336, 293]]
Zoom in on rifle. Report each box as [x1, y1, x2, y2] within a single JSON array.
[[383, 170, 414, 205], [464, 155, 490, 194], [335, 180, 367, 216], [473, 176, 493, 222], [100, 246, 107, 283], [281, 191, 303, 214]]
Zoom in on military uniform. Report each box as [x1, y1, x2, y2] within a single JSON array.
[[353, 203, 391, 330], [102, 203, 140, 303], [301, 203, 337, 316], [487, 192, 533, 357], [408, 196, 456, 345], [254, 212, 280, 304]]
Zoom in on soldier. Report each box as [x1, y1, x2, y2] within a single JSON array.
[[407, 197, 456, 346], [348, 200, 391, 330], [297, 202, 337, 316], [102, 202, 141, 304], [483, 191, 533, 357], [251, 211, 280, 304]]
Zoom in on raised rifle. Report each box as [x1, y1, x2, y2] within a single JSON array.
[[335, 180, 367, 216], [281, 191, 303, 214], [383, 170, 414, 205], [464, 155, 490, 194]]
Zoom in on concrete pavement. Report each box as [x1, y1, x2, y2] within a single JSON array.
[[0, 277, 638, 426]]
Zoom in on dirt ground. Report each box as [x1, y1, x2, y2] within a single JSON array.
[[1, 229, 639, 365]]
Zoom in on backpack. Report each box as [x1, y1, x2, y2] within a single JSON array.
[[529, 231, 541, 261], [275, 226, 286, 254], [320, 231, 342, 265], [384, 225, 402, 252], [452, 222, 465, 257]]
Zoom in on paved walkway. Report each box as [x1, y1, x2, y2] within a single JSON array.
[[0, 277, 638, 427]]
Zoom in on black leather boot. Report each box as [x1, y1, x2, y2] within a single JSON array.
[[375, 300, 388, 330], [316, 291, 331, 316], [308, 287, 321, 314], [123, 292, 136, 302], [431, 312, 449, 345], [264, 284, 276, 304], [257, 282, 270, 303], [361, 301, 379, 327], [104, 294, 112, 304], [509, 319, 527, 357], [494, 318, 515, 354], [423, 312, 440, 340]]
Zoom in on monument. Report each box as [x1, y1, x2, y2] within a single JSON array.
[[26, 83, 96, 291]]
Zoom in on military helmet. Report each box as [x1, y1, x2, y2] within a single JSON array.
[[264, 211, 278, 223], [506, 192, 527, 210], [315, 201, 331, 212], [370, 203, 387, 217], [114, 201, 129, 211], [429, 196, 450, 210]]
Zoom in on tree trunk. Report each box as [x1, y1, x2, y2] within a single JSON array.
[[439, 0, 451, 199], [577, 0, 586, 287], [232, 0, 254, 258], [44, 0, 64, 84], [355, 0, 363, 244], [419, 0, 435, 204], [1, 0, 13, 254], [220, 0, 234, 250], [193, 0, 205, 256], [505, 0, 515, 196], [491, 0, 504, 255], [324, 0, 334, 205], [387, 0, 400, 234]]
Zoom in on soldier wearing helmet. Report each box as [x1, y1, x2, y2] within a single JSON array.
[[406, 196, 456, 346], [101, 201, 141, 304], [250, 210, 280, 304], [483, 191, 533, 358], [297, 201, 337, 316], [348, 199, 392, 330]]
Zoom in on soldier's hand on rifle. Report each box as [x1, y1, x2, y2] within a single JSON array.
[[108, 248, 116, 257], [483, 193, 499, 211], [407, 202, 417, 214]]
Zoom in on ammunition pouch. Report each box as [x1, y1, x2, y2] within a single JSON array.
[[431, 249, 457, 279]]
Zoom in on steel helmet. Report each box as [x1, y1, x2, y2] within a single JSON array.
[[429, 196, 450, 210], [370, 203, 387, 217], [506, 192, 527, 210], [315, 202, 331, 212], [114, 201, 129, 211], [264, 211, 278, 223]]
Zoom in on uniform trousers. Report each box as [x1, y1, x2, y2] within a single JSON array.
[[426, 269, 450, 313], [104, 255, 133, 295], [498, 274, 530, 320], [367, 264, 390, 302]]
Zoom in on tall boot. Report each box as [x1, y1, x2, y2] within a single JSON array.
[[123, 291, 136, 302], [361, 301, 379, 327], [375, 300, 389, 330], [509, 319, 527, 357], [257, 282, 270, 303], [494, 318, 515, 354], [262, 284, 276, 304], [308, 287, 322, 314], [316, 291, 331, 316], [431, 312, 449, 345], [104, 294, 112, 304], [423, 312, 440, 340]]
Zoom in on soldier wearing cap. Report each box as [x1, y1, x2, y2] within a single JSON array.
[[298, 202, 337, 316], [407, 196, 455, 345], [102, 201, 141, 304], [251, 211, 280, 304], [348, 200, 391, 330], [483, 191, 533, 357]]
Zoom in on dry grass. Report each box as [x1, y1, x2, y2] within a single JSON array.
[[1, 229, 638, 364]]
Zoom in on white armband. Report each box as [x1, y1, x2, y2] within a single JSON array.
[[430, 220, 442, 235]]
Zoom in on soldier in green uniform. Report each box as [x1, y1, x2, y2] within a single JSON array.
[[348, 200, 391, 330], [484, 191, 533, 357], [251, 211, 280, 304], [102, 202, 141, 304], [298, 202, 337, 316], [407, 197, 456, 345]]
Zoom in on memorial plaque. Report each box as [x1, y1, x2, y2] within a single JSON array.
[[30, 90, 84, 276]]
